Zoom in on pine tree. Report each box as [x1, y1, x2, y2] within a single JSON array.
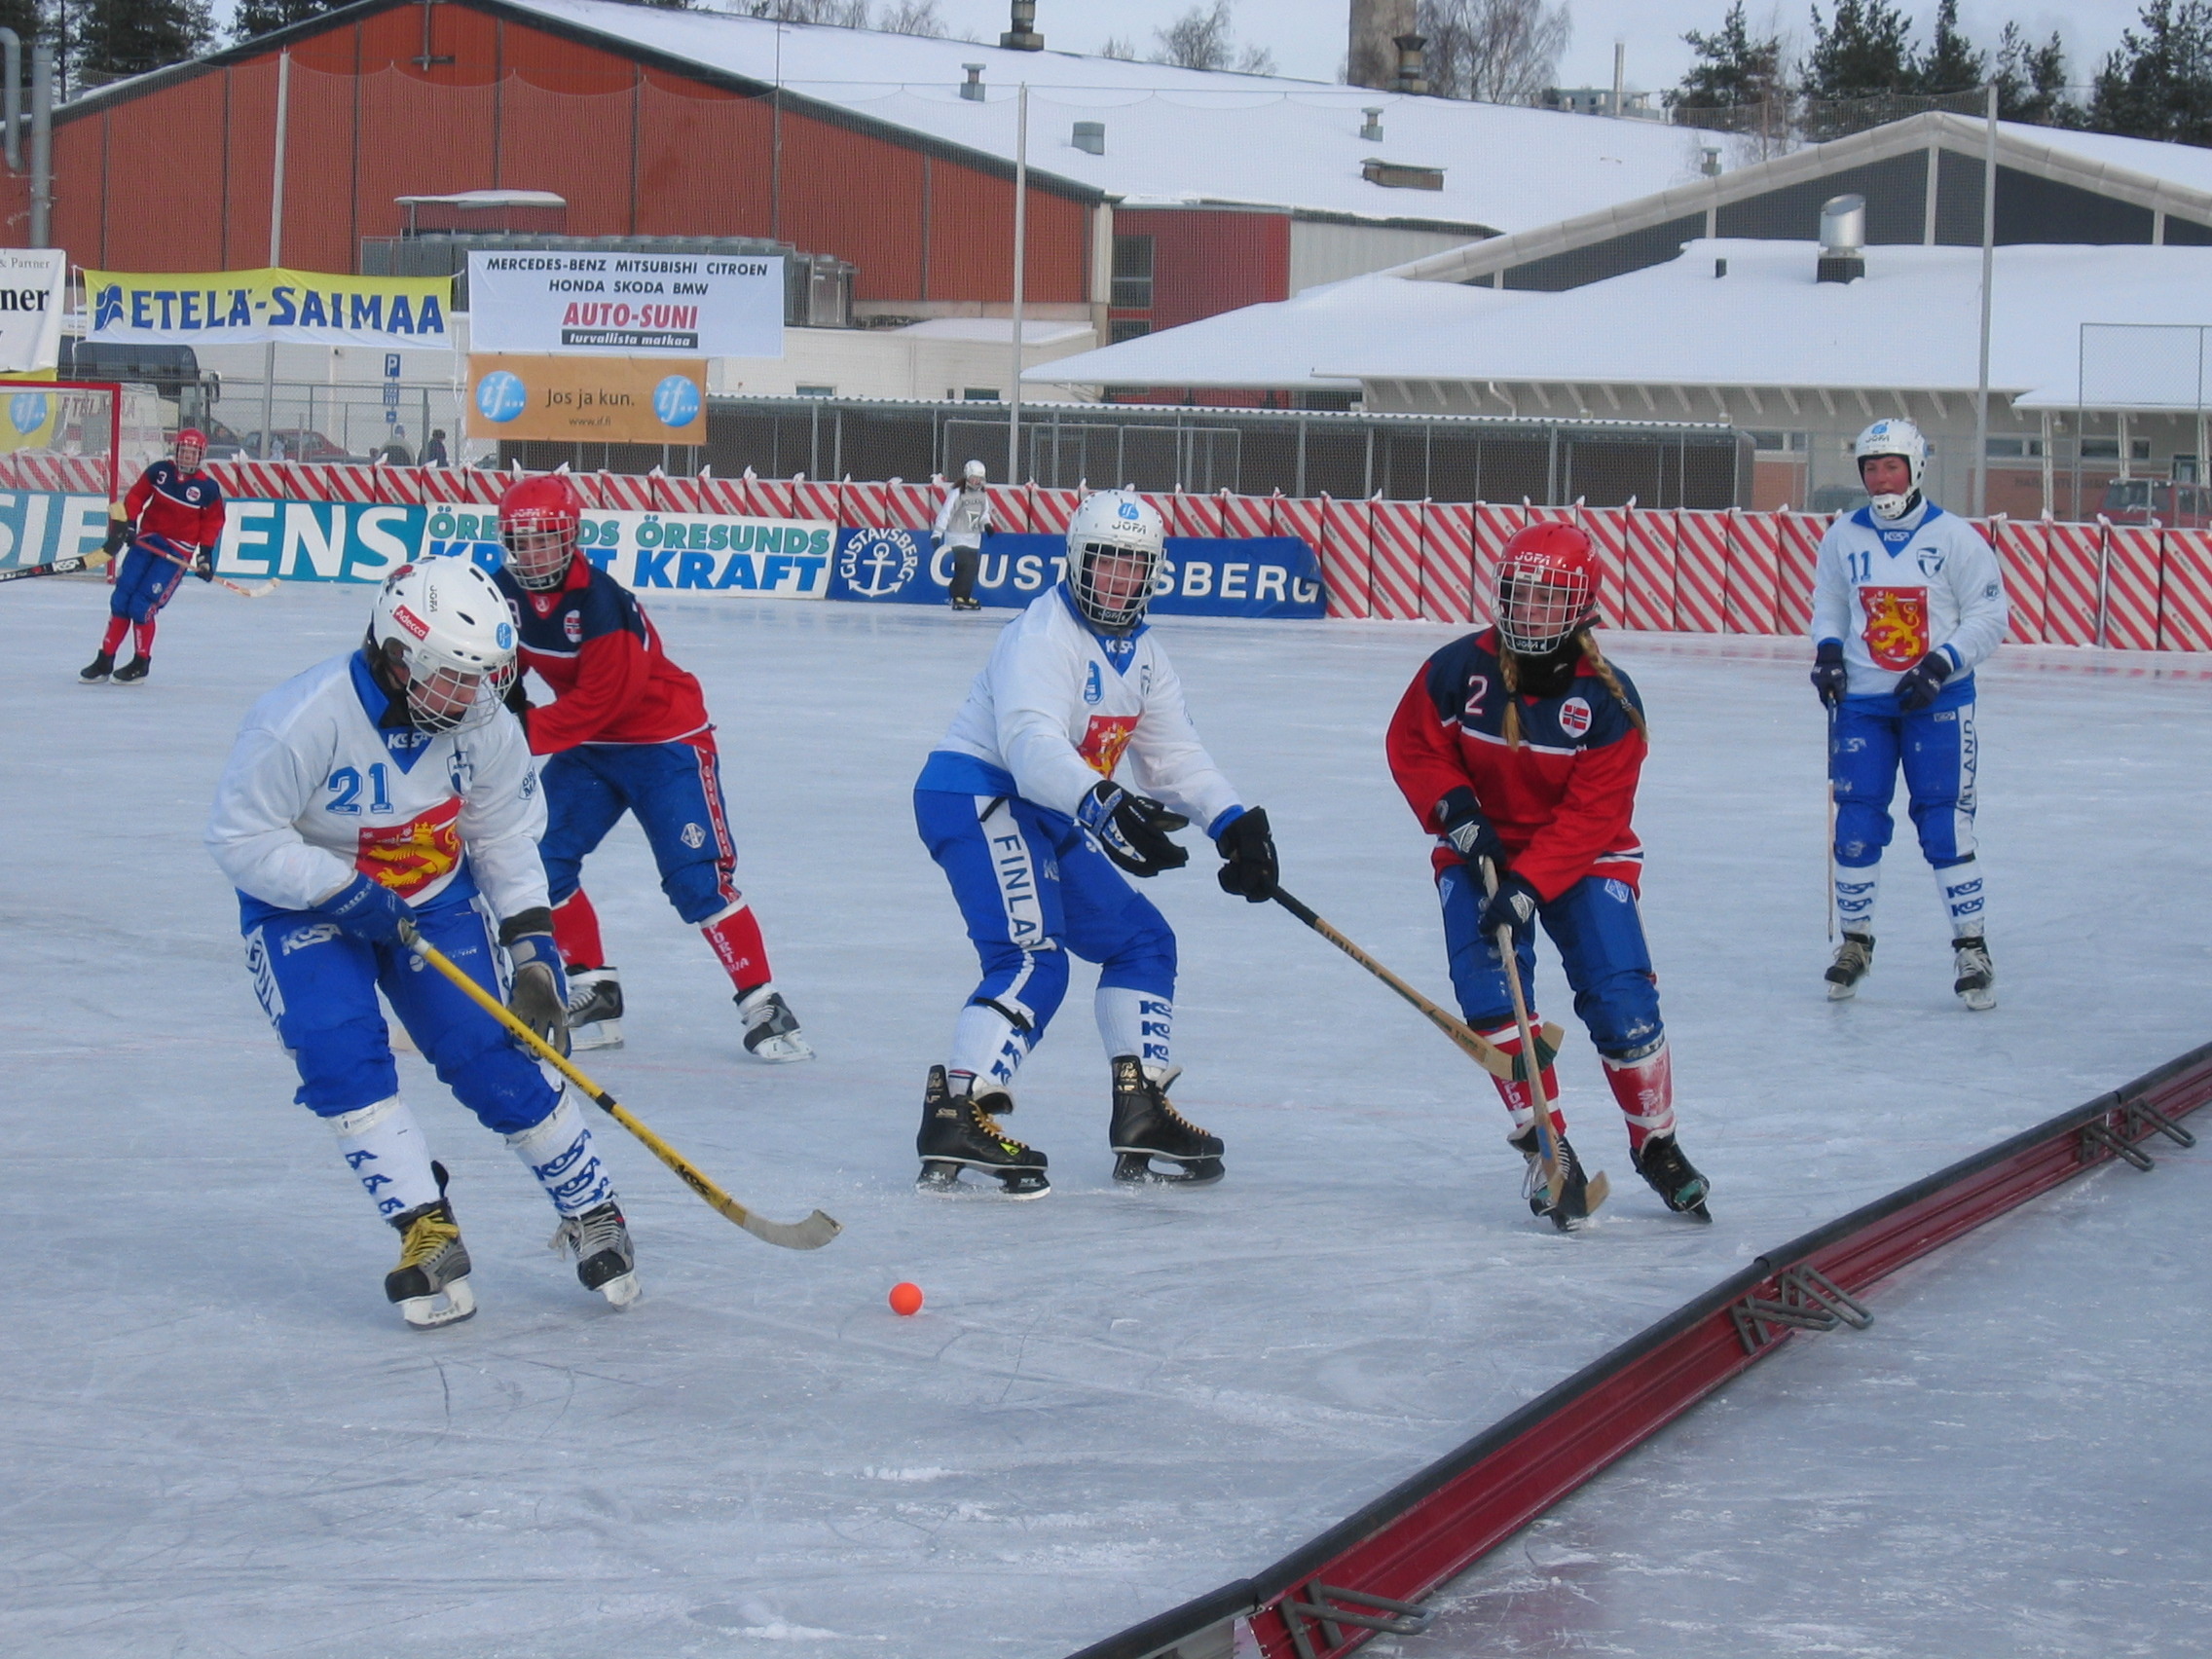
[[1801, 0, 1918, 100], [231, 0, 336, 42], [1912, 0, 1985, 94], [75, 0, 214, 87], [1670, 2, 1786, 109], [1995, 21, 2078, 127], [2088, 0, 2212, 143]]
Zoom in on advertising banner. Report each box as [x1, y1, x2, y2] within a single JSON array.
[[830, 529, 1325, 618], [84, 267, 453, 349], [0, 489, 118, 571], [464, 355, 707, 445], [0, 250, 65, 373], [467, 251, 784, 357]]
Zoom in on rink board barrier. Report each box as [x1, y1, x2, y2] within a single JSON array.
[[829, 529, 1323, 619], [0, 489, 119, 571], [174, 462, 2212, 650], [1065, 1039, 2212, 1659]]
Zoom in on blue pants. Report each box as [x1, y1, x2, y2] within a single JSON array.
[[1439, 864, 1662, 1061], [914, 788, 1176, 1046], [541, 739, 740, 925], [243, 895, 559, 1132], [1829, 676, 1977, 870], [108, 535, 191, 623]]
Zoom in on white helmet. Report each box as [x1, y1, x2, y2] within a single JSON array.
[[1855, 418, 1928, 519], [368, 558, 518, 733], [962, 459, 987, 484], [1066, 490, 1165, 631]]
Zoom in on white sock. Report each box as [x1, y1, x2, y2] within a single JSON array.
[[328, 1096, 439, 1221], [1835, 864, 1880, 937], [948, 1000, 1032, 1089], [504, 1092, 614, 1218], [1936, 859, 1987, 940], [1096, 986, 1172, 1074]]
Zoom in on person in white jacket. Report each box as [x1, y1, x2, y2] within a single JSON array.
[[909, 490, 1279, 1197], [933, 458, 993, 610], [1809, 418, 2009, 1010], [205, 559, 638, 1328]]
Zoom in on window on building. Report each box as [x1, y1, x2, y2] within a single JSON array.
[[1110, 319, 1153, 344], [794, 384, 835, 398], [1112, 236, 1155, 312], [2081, 437, 2153, 461], [962, 387, 1000, 401], [1748, 430, 1808, 452], [1985, 436, 2045, 460]]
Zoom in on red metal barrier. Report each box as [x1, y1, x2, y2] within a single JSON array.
[[1420, 501, 1476, 623], [1675, 509, 1729, 634], [1221, 491, 1273, 540], [1576, 505, 1631, 629], [1994, 516, 2048, 643], [696, 472, 752, 516], [842, 477, 890, 531], [1774, 511, 1826, 634], [2044, 518, 2103, 645], [2101, 521, 2162, 649], [2159, 528, 2212, 651], [1621, 506, 1677, 632], [1032, 485, 1082, 534], [792, 477, 843, 523], [1725, 509, 1781, 635], [1368, 498, 1425, 620], [1320, 495, 1373, 619], [1471, 503, 1526, 629]]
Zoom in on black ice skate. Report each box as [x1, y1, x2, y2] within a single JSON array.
[[735, 982, 814, 1062], [549, 1198, 641, 1308], [1952, 935, 1997, 1012], [915, 1065, 1050, 1198], [1631, 1132, 1713, 1221], [1509, 1123, 1596, 1232], [951, 596, 983, 612], [111, 656, 151, 684], [385, 1161, 476, 1329], [78, 650, 114, 683], [1108, 1054, 1225, 1186], [566, 967, 625, 1051], [1825, 932, 1874, 1000]]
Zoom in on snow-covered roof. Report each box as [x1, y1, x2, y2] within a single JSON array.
[[2006, 121, 2212, 199], [1025, 273, 1527, 388], [493, 0, 1714, 233], [1031, 240, 2212, 409], [890, 316, 1092, 345]]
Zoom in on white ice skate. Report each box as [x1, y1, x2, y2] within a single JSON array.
[[735, 982, 814, 1062], [1952, 936, 1997, 1012], [386, 1175, 477, 1330], [566, 967, 625, 1051], [550, 1200, 641, 1309], [1825, 933, 1873, 1001]]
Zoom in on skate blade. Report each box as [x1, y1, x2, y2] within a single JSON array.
[[916, 1161, 1050, 1199], [571, 1019, 624, 1051], [1538, 1171, 1610, 1232], [1112, 1151, 1225, 1187], [745, 1033, 816, 1063], [1959, 988, 1997, 1012], [595, 1271, 643, 1309], [398, 1277, 477, 1329], [1825, 980, 1859, 1001]]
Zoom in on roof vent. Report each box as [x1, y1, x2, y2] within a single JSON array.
[[1001, 0, 1043, 51], [961, 63, 985, 101], [1700, 144, 1721, 177], [1818, 193, 1866, 283], [1363, 157, 1444, 191], [1071, 121, 1105, 155], [1394, 32, 1428, 95], [1360, 106, 1384, 141]]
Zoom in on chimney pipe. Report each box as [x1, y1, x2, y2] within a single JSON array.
[[1347, 0, 1416, 92], [1360, 106, 1383, 141], [1611, 40, 1625, 118], [1072, 120, 1104, 154], [961, 62, 985, 100], [1394, 33, 1427, 95], [1817, 193, 1866, 283], [1001, 0, 1042, 52]]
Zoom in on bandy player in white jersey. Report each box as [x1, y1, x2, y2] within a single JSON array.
[[206, 560, 638, 1328], [910, 490, 1280, 1196], [1810, 418, 2009, 1010]]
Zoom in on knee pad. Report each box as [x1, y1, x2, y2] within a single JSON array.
[[661, 857, 737, 926], [1833, 802, 1893, 866], [973, 940, 1069, 1033], [1577, 971, 1664, 1060], [290, 1014, 403, 1115]]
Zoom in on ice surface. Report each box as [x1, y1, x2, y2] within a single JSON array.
[[4, 578, 2209, 1656], [1393, 1136, 2212, 1658]]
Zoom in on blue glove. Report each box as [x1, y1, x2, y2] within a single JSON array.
[[1480, 871, 1541, 940], [1894, 650, 1952, 713], [1811, 641, 1848, 709], [1436, 786, 1506, 868], [498, 909, 570, 1054], [320, 873, 412, 947]]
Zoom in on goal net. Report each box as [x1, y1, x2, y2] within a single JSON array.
[[0, 383, 166, 571]]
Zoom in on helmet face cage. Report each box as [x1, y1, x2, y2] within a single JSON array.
[[501, 513, 576, 591], [1494, 556, 1595, 655], [402, 652, 516, 734], [1073, 536, 1161, 631], [1855, 419, 1927, 514], [373, 563, 520, 732]]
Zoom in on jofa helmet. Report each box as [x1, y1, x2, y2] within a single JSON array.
[[1065, 490, 1165, 632], [1492, 521, 1601, 655], [1854, 418, 1928, 520], [498, 472, 584, 592]]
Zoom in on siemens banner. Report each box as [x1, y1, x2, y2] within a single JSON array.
[[0, 489, 119, 571], [830, 530, 1324, 619]]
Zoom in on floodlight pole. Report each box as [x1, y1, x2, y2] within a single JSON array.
[[260, 49, 291, 458], [1972, 81, 1996, 517], [1008, 81, 1028, 486]]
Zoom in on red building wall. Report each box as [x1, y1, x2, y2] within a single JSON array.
[[1117, 205, 1290, 332], [29, 0, 1090, 308]]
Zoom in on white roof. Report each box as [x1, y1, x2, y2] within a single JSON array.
[[2001, 120, 2212, 199], [501, 0, 1714, 233], [1033, 240, 2212, 409], [1025, 273, 1527, 387], [891, 316, 1092, 345], [393, 188, 567, 207]]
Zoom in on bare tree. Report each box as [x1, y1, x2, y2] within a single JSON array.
[[1100, 34, 1138, 60], [878, 0, 946, 34], [1419, 0, 1572, 104], [1150, 1, 1277, 74], [745, 0, 871, 23]]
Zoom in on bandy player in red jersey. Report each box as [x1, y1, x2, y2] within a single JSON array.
[[488, 475, 811, 1063], [1384, 522, 1709, 1230], [80, 428, 227, 685]]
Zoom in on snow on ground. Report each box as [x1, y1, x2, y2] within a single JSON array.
[[3, 578, 2208, 1657]]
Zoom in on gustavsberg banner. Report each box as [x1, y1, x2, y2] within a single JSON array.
[[829, 529, 1326, 619], [467, 251, 784, 357]]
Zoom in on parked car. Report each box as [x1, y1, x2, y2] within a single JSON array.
[[240, 428, 369, 464], [2099, 478, 2212, 528]]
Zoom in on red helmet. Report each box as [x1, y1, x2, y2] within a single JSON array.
[[1493, 521, 1599, 654], [499, 473, 583, 592], [174, 427, 207, 466]]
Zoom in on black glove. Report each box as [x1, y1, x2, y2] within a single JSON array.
[[1214, 805, 1277, 902], [1480, 870, 1541, 940], [192, 548, 214, 583], [980, 523, 995, 539], [1077, 781, 1190, 877], [1436, 785, 1506, 868], [1811, 641, 1848, 709], [502, 675, 532, 720], [1894, 650, 1952, 713], [319, 873, 412, 948], [102, 517, 130, 556], [499, 908, 570, 1055]]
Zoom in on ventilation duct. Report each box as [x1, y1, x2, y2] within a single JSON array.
[[1818, 193, 1866, 283]]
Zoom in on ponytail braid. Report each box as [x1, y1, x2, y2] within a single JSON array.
[[1579, 632, 1648, 741], [1498, 647, 1524, 750]]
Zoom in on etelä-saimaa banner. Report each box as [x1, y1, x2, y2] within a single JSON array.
[[84, 268, 453, 350]]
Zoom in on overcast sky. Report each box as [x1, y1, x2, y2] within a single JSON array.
[[924, 0, 2160, 95]]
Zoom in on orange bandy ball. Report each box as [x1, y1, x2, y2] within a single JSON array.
[[888, 1281, 924, 1316]]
